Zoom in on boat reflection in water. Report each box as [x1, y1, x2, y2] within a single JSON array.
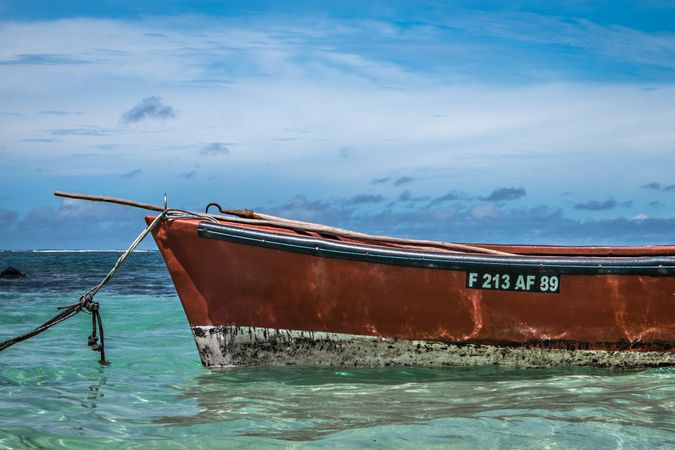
[[157, 366, 672, 444]]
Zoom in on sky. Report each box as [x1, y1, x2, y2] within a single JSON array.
[[1, 1, 675, 249]]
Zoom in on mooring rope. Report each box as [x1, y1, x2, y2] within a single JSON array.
[[0, 211, 167, 365]]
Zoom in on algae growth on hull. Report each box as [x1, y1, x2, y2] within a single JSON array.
[[193, 325, 675, 369]]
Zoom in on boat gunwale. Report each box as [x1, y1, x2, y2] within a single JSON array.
[[195, 221, 675, 275]]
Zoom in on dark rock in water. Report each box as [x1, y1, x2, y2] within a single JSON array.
[[0, 266, 26, 278]]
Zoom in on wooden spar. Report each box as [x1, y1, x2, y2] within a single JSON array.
[[53, 191, 515, 256], [54, 191, 255, 217]]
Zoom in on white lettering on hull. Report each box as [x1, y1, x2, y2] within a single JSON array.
[[466, 270, 560, 293]]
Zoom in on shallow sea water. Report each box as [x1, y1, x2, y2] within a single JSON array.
[[0, 251, 673, 449]]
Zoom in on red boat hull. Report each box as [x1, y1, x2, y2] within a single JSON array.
[[149, 216, 675, 368]]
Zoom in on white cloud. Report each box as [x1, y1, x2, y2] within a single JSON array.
[[470, 202, 500, 219], [0, 15, 674, 225]]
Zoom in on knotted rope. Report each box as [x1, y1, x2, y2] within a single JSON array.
[[0, 212, 166, 365]]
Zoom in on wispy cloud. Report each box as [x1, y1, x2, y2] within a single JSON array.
[[371, 177, 390, 185], [38, 110, 81, 116], [120, 96, 175, 124], [201, 142, 229, 156], [345, 193, 384, 205], [643, 182, 662, 190], [47, 127, 115, 136], [339, 146, 354, 158], [92, 144, 123, 151], [397, 190, 429, 203], [368, 176, 415, 188], [573, 199, 617, 211], [121, 168, 142, 178], [394, 176, 414, 187], [642, 182, 675, 192], [282, 127, 310, 134], [481, 187, 526, 202], [0, 53, 91, 65], [266, 195, 338, 224], [429, 191, 462, 206], [430, 11, 675, 75], [181, 169, 197, 179], [15, 138, 59, 143]]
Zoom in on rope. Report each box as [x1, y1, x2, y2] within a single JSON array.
[[0, 194, 517, 365], [0, 211, 166, 365]]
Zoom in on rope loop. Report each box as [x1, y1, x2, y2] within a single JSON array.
[[80, 292, 94, 308], [0, 204, 167, 365]]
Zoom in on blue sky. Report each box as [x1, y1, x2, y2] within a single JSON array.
[[1, 1, 675, 249]]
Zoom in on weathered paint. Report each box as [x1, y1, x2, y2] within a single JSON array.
[[192, 326, 675, 368], [149, 216, 675, 368]]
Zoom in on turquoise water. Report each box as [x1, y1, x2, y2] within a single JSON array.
[[0, 251, 673, 449]]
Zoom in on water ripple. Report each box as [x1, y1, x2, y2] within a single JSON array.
[[0, 252, 673, 448]]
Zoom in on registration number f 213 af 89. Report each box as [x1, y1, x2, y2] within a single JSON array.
[[465, 270, 561, 294]]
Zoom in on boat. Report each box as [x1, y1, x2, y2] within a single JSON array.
[[147, 208, 675, 369], [3, 191, 670, 368]]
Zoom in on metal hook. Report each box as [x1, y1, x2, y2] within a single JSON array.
[[205, 202, 225, 214], [163, 193, 168, 211]]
